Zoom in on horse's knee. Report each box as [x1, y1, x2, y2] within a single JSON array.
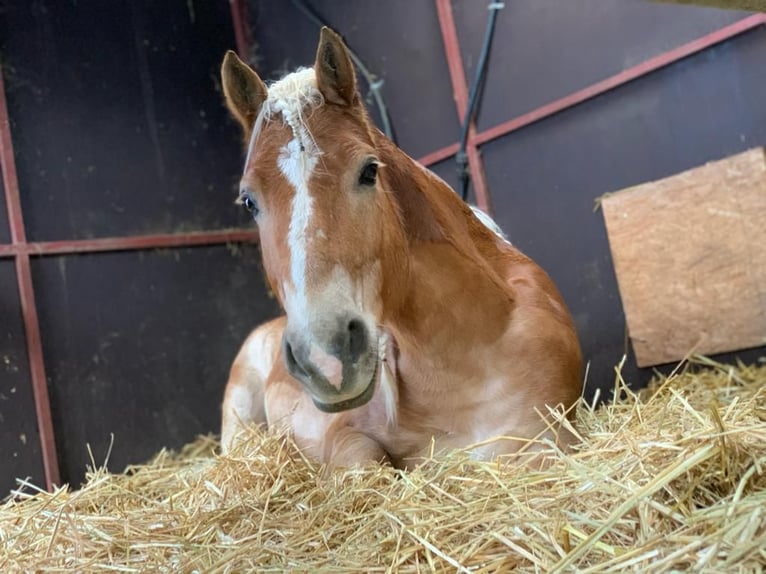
[[324, 428, 390, 469], [220, 319, 285, 453], [221, 376, 266, 454]]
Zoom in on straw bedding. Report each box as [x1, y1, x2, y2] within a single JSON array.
[[2, 357, 765, 573]]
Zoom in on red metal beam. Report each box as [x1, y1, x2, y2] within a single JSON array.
[[1, 96, 25, 245], [416, 142, 460, 169], [419, 13, 766, 164], [470, 14, 766, 146], [435, 0, 470, 118], [229, 0, 252, 62], [434, 0, 493, 214], [14, 254, 59, 488], [0, 67, 61, 489], [0, 229, 259, 259]]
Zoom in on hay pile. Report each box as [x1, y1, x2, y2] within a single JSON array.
[[2, 358, 765, 572]]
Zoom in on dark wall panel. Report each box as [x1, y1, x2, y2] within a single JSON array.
[[0, 0, 247, 242], [481, 28, 766, 395], [452, 0, 751, 131], [248, 0, 461, 160], [428, 156, 462, 196], [0, 260, 45, 496], [32, 244, 280, 486]]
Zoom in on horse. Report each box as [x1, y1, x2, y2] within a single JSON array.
[[219, 27, 583, 469]]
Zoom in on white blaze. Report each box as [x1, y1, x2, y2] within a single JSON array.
[[279, 138, 318, 330], [242, 67, 321, 331]]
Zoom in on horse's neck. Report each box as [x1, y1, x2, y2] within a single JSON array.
[[391, 242, 513, 366], [377, 136, 514, 364]]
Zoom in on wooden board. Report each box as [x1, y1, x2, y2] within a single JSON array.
[[652, 0, 766, 11], [601, 148, 766, 367]]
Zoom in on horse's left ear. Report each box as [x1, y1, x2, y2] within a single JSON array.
[[221, 50, 268, 141], [314, 27, 356, 106]]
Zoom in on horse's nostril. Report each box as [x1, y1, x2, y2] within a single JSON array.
[[283, 337, 307, 378], [347, 319, 367, 363]]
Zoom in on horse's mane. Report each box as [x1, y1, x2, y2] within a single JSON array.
[[248, 68, 324, 161], [375, 134, 517, 303]]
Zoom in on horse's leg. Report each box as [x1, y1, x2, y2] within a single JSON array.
[[221, 365, 265, 454], [323, 422, 391, 469], [220, 317, 286, 453], [467, 411, 578, 470], [264, 366, 390, 469]]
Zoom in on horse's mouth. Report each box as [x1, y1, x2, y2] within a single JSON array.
[[311, 356, 378, 414]]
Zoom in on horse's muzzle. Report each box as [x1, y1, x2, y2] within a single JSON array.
[[282, 316, 379, 412]]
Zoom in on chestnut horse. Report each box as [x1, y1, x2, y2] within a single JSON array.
[[219, 28, 583, 468]]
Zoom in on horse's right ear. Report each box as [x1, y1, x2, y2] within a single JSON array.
[[221, 50, 267, 141]]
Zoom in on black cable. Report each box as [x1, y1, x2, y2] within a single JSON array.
[[457, 2, 504, 202], [289, 0, 396, 144]]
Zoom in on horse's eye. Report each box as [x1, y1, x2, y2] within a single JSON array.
[[240, 193, 259, 217], [358, 162, 378, 187]]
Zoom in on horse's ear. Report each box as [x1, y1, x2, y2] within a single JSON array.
[[221, 50, 267, 140], [314, 27, 356, 106]]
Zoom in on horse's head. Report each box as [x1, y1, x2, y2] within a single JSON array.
[[221, 28, 407, 413]]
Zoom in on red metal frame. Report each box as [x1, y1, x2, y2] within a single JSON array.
[[416, 142, 460, 168], [0, 71, 60, 489], [434, 0, 493, 214], [474, 13, 766, 147], [1, 6, 763, 490], [418, 13, 766, 167], [229, 0, 251, 62], [0, 230, 258, 259]]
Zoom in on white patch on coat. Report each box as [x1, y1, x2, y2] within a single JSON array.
[[221, 384, 256, 453], [470, 205, 511, 244], [308, 344, 344, 390], [378, 332, 398, 428], [244, 325, 280, 380], [225, 385, 255, 426], [280, 139, 318, 330]]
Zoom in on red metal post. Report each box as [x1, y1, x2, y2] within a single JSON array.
[[434, 0, 493, 214], [0, 68, 61, 489], [229, 0, 252, 62]]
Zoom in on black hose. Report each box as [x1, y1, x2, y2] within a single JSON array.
[[289, 0, 396, 144], [457, 2, 504, 202]]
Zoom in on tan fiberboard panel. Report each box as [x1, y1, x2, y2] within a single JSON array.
[[652, 0, 766, 11], [601, 148, 766, 367]]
